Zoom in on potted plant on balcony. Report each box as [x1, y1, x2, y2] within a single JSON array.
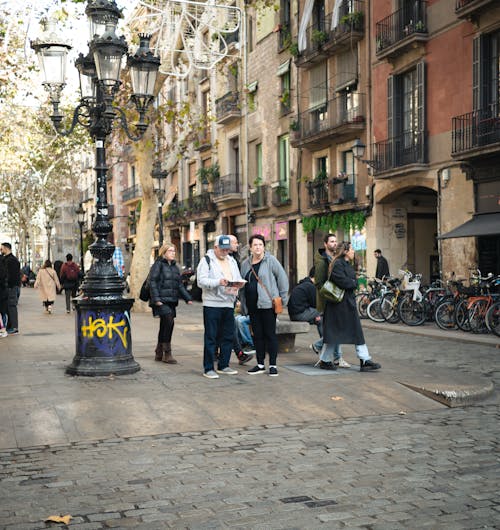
[[339, 11, 364, 30], [289, 41, 300, 58], [311, 29, 329, 46], [313, 169, 328, 184], [332, 171, 348, 184]]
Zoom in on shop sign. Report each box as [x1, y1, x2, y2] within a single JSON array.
[[275, 221, 288, 240], [252, 224, 271, 240]]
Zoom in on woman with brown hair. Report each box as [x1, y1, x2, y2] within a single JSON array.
[[34, 260, 61, 314], [149, 242, 192, 364], [323, 241, 381, 372]]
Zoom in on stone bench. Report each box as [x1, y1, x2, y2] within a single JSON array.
[[276, 318, 311, 353]]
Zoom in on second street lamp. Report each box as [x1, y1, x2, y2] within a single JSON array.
[[151, 160, 167, 248], [32, 0, 160, 376], [76, 204, 86, 274], [45, 223, 52, 261]]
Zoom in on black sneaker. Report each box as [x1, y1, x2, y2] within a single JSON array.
[[269, 366, 278, 377], [236, 351, 253, 365], [319, 360, 336, 371], [247, 365, 266, 374], [360, 359, 381, 372], [6, 328, 19, 335]]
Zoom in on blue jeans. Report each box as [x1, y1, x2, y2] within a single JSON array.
[[235, 315, 253, 347], [203, 306, 234, 372], [320, 343, 370, 362]]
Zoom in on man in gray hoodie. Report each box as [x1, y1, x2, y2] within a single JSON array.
[[196, 235, 245, 379]]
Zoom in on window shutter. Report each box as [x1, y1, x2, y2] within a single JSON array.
[[416, 61, 426, 132], [309, 63, 328, 109], [387, 75, 394, 138], [472, 36, 480, 111], [335, 49, 358, 91]]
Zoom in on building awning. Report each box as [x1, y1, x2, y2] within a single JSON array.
[[438, 212, 500, 239]]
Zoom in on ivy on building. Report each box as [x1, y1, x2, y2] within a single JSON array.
[[301, 211, 366, 234]]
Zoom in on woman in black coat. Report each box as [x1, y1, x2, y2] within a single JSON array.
[[149, 242, 192, 364], [323, 241, 381, 372]]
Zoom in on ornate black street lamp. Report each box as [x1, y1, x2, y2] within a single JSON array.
[[76, 204, 86, 274], [45, 223, 52, 261], [32, 0, 160, 376], [151, 160, 167, 248]]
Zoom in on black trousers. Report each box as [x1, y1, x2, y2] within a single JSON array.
[[248, 308, 278, 365], [158, 314, 175, 344]]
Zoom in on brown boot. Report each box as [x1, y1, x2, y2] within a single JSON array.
[[161, 343, 177, 364], [154, 343, 163, 361]]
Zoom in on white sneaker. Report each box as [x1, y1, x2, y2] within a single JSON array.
[[335, 358, 351, 368], [0, 330, 8, 338], [203, 370, 219, 379], [216, 367, 238, 375]]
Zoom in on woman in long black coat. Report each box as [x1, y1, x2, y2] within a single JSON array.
[[323, 241, 381, 372], [149, 242, 192, 364]]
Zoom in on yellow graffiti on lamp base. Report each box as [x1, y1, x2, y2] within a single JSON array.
[[81, 315, 129, 348]]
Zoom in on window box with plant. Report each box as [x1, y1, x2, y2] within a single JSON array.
[[339, 11, 364, 31], [311, 29, 329, 47]]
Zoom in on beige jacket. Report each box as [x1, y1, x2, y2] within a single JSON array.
[[34, 267, 61, 302]]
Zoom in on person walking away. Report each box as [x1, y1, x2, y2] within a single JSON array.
[[323, 241, 381, 372], [112, 246, 125, 278], [288, 267, 323, 351], [0, 243, 21, 334], [240, 234, 289, 377], [313, 234, 349, 369], [0, 254, 8, 337], [197, 235, 245, 379], [34, 260, 61, 314], [149, 242, 192, 364], [374, 249, 390, 280], [60, 254, 80, 313]]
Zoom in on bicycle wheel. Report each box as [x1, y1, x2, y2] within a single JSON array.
[[380, 293, 400, 324], [468, 299, 489, 334], [485, 301, 500, 337], [456, 298, 471, 332], [434, 300, 456, 330], [356, 292, 371, 319], [399, 295, 425, 326], [367, 298, 385, 323]]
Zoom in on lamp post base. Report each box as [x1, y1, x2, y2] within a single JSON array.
[[66, 297, 140, 377]]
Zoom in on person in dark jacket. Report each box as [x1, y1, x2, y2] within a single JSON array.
[[374, 249, 390, 280], [288, 267, 322, 348], [323, 241, 381, 372], [0, 243, 21, 334], [149, 242, 192, 364], [59, 254, 80, 313]]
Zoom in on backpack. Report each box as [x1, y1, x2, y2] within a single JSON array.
[[65, 262, 79, 281]]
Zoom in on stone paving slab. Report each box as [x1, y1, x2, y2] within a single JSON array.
[[0, 407, 498, 529]]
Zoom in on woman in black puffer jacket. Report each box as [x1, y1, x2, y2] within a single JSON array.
[[149, 242, 192, 364]]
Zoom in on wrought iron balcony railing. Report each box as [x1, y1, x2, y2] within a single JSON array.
[[271, 183, 291, 206], [215, 91, 240, 123], [373, 131, 427, 172], [307, 180, 329, 208], [376, 0, 427, 55], [123, 184, 142, 202], [452, 103, 500, 154], [213, 174, 242, 198], [250, 185, 269, 209]]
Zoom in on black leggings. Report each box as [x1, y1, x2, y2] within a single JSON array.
[[158, 314, 175, 343], [249, 308, 278, 365]]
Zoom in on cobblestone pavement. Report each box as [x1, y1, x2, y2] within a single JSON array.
[[0, 406, 498, 529], [0, 289, 498, 529]]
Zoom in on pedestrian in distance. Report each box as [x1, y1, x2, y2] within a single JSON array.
[[0, 242, 21, 334], [313, 233, 349, 369], [240, 234, 289, 377], [323, 241, 381, 372], [374, 248, 390, 280], [149, 242, 193, 364], [59, 253, 80, 313], [34, 259, 61, 315], [0, 255, 8, 337], [197, 235, 245, 379]]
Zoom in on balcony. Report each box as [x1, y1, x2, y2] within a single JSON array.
[[330, 175, 357, 204], [372, 131, 428, 174], [213, 174, 244, 207], [376, 1, 428, 60], [455, 0, 495, 20], [215, 91, 240, 124], [194, 128, 212, 152], [176, 193, 217, 222], [271, 184, 291, 206], [123, 184, 142, 203], [307, 180, 329, 208], [295, 2, 365, 68], [250, 185, 269, 209], [452, 104, 500, 159], [292, 94, 366, 149]]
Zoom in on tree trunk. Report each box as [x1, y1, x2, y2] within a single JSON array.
[[129, 137, 156, 312]]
